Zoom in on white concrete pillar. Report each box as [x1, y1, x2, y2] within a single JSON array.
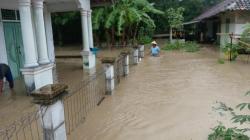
[[101, 58, 115, 95], [80, 9, 96, 69], [81, 9, 90, 51], [18, 0, 38, 67], [44, 5, 55, 63], [33, 0, 50, 64], [123, 54, 129, 76], [31, 84, 67, 140], [133, 47, 139, 65], [103, 64, 115, 95], [40, 101, 67, 140], [87, 10, 94, 49], [139, 45, 145, 58]]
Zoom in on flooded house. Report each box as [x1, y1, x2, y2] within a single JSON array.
[[0, 0, 110, 94], [185, 0, 250, 46]]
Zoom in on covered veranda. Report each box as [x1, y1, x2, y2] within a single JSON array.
[[0, 0, 113, 95], [0, 0, 115, 132]]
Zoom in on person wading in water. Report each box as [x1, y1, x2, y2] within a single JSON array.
[[150, 41, 160, 57], [0, 63, 14, 95]]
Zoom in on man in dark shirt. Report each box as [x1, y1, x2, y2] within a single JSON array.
[[0, 63, 14, 95]]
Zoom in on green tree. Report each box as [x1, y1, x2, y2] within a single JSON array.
[[52, 12, 79, 46], [165, 7, 184, 42], [148, 0, 224, 34], [92, 0, 163, 48]]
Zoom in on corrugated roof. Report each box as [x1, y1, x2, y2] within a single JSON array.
[[193, 0, 250, 21]]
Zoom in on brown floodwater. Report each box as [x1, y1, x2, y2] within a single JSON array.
[[68, 45, 250, 140], [0, 46, 125, 129], [1, 42, 250, 139]]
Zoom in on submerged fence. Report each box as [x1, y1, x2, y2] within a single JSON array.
[[0, 109, 43, 140], [0, 45, 144, 140], [63, 70, 106, 135]]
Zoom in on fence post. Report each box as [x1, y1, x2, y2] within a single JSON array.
[[121, 50, 130, 76], [31, 84, 68, 140], [138, 44, 145, 59], [133, 46, 139, 64], [101, 57, 116, 95]]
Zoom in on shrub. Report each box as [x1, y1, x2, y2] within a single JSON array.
[[217, 58, 225, 64], [222, 43, 241, 61], [163, 41, 183, 50], [138, 35, 152, 45], [163, 41, 199, 52], [183, 41, 200, 52], [208, 124, 249, 140], [208, 92, 250, 140]]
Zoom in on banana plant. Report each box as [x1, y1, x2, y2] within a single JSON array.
[[92, 0, 163, 48]]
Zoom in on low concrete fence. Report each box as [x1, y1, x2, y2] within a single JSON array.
[[0, 45, 145, 140]]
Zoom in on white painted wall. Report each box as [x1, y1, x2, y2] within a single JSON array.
[[0, 0, 18, 9], [220, 12, 236, 46], [220, 11, 250, 46], [0, 20, 8, 64], [47, 2, 78, 12], [234, 11, 250, 35]]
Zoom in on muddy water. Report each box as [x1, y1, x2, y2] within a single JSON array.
[[69, 46, 250, 140], [0, 47, 124, 128]]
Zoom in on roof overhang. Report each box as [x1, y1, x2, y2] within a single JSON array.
[[91, 0, 114, 8], [182, 20, 200, 25], [191, 0, 250, 23]]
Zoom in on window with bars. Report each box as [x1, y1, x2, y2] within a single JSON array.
[[1, 9, 20, 21]]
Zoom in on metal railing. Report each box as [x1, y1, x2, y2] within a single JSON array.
[[63, 70, 106, 135], [0, 109, 44, 140]]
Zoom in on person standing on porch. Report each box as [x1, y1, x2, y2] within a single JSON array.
[[0, 64, 14, 95]]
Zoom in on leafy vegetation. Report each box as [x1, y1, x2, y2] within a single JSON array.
[[184, 41, 200, 52], [148, 0, 224, 34], [92, 0, 163, 48], [217, 58, 225, 64], [165, 7, 184, 43], [208, 124, 249, 140], [222, 43, 240, 61], [163, 41, 200, 52], [137, 26, 154, 44], [52, 12, 79, 46], [241, 24, 250, 45], [51, 0, 225, 46], [208, 92, 250, 140]]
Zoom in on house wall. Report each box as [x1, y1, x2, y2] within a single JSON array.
[[0, 1, 17, 64], [220, 12, 236, 46], [220, 11, 250, 46], [234, 11, 250, 35], [0, 20, 8, 64]]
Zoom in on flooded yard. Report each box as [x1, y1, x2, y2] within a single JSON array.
[[0, 46, 125, 128], [69, 46, 250, 140], [1, 43, 250, 139]]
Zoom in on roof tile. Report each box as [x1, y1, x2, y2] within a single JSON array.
[[193, 0, 250, 21]]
